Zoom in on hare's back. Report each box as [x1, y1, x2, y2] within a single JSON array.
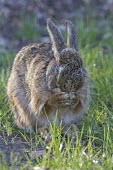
[[15, 42, 53, 63], [7, 42, 54, 99]]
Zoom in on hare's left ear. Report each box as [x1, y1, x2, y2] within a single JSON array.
[[66, 20, 78, 51], [47, 18, 66, 59]]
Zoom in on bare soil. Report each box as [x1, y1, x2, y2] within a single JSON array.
[[0, 130, 44, 166]]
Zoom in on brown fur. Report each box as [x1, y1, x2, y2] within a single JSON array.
[[7, 19, 90, 133]]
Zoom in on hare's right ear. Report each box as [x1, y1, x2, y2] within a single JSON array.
[[47, 18, 66, 59], [66, 20, 78, 51]]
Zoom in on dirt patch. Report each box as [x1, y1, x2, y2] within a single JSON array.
[[0, 130, 44, 166]]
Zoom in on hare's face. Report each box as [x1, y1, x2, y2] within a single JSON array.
[[56, 48, 86, 92], [57, 65, 86, 92]]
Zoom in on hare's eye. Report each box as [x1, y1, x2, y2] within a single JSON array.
[[31, 47, 38, 53]]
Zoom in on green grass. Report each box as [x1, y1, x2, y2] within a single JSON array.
[[0, 14, 113, 170], [18, 14, 38, 41]]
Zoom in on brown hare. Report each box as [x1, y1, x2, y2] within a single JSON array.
[[7, 18, 90, 138]]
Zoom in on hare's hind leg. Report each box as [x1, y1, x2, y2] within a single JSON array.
[[10, 104, 35, 133], [7, 88, 36, 131], [7, 72, 36, 131]]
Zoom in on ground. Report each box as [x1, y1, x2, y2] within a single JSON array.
[[0, 0, 113, 169]]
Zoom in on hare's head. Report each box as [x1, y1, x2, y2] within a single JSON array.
[[47, 18, 83, 69], [47, 19, 86, 92]]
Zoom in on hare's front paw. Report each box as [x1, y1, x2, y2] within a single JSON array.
[[47, 92, 77, 107], [69, 93, 80, 106]]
